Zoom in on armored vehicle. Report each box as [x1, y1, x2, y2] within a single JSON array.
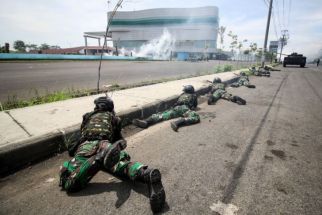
[[283, 53, 306, 67]]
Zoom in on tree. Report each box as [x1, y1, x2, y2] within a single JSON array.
[[14, 40, 26, 52], [26, 44, 38, 51], [249, 43, 258, 62], [217, 26, 226, 50], [39, 43, 50, 50], [227, 31, 238, 61]]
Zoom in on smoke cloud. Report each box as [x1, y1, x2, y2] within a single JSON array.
[[120, 29, 176, 60]]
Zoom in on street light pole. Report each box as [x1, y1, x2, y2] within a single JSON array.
[[261, 0, 273, 67], [279, 30, 288, 62]]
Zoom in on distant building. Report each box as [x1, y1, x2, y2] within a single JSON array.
[[84, 6, 219, 60], [269, 41, 279, 54]]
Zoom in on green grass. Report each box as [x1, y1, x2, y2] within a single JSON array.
[[1, 63, 255, 110]]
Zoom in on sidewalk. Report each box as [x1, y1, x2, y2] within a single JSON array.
[[0, 71, 240, 175]]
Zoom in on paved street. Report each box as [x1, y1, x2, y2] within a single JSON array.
[[0, 60, 250, 102], [1, 65, 322, 214]]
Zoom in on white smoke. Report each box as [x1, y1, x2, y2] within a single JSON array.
[[122, 29, 176, 60]]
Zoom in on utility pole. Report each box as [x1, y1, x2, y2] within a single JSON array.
[[279, 30, 289, 62], [262, 0, 273, 67]]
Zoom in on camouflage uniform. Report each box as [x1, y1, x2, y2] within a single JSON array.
[[208, 82, 246, 105], [209, 83, 234, 103], [149, 93, 200, 125], [249, 67, 270, 77], [60, 111, 145, 192], [132, 85, 200, 131], [232, 76, 250, 87], [60, 97, 165, 213]]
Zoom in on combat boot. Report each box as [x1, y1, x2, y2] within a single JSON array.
[[96, 139, 127, 169], [59, 166, 70, 189], [207, 96, 214, 105], [246, 84, 256, 88], [232, 96, 246, 105], [137, 167, 166, 213], [170, 118, 186, 132], [132, 117, 154, 128]]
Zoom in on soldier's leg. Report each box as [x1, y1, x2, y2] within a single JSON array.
[[233, 95, 246, 105], [109, 151, 166, 213], [59, 140, 125, 192], [222, 92, 246, 105], [171, 110, 200, 131], [230, 83, 240, 88], [133, 108, 176, 128], [59, 155, 100, 192], [208, 89, 225, 105], [243, 80, 256, 88]]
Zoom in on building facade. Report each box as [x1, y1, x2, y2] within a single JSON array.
[[86, 6, 219, 60]]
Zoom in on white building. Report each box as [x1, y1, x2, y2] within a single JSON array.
[[84, 6, 219, 60]]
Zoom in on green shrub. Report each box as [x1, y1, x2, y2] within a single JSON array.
[[223, 64, 233, 72]]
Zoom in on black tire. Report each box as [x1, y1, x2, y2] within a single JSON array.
[[300, 64, 305, 67], [283, 63, 286, 67]]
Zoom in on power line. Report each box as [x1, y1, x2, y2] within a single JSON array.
[[263, 0, 280, 40], [275, 0, 283, 32], [272, 10, 280, 40], [282, 0, 285, 29], [287, 0, 292, 29]]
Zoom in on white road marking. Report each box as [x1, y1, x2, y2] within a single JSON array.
[[210, 201, 239, 215], [45, 178, 55, 183]]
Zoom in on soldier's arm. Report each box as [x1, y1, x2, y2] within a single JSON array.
[[80, 112, 91, 130], [193, 94, 198, 109], [113, 115, 124, 141]]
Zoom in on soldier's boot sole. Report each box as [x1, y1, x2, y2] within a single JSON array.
[[247, 84, 256, 88], [170, 122, 179, 132], [207, 97, 214, 105], [132, 119, 149, 128], [236, 97, 246, 105], [148, 169, 166, 213], [103, 140, 126, 169]]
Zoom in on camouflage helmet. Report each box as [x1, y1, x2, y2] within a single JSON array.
[[183, 85, 195, 94], [240, 72, 246, 76], [94, 96, 114, 112], [213, 77, 222, 83]]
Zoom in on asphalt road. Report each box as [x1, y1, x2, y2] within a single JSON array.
[[0, 60, 250, 102], [1, 65, 322, 215]]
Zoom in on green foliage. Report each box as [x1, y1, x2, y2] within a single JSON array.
[[14, 40, 26, 52], [223, 64, 233, 72], [40, 43, 50, 50], [26, 44, 38, 51], [214, 65, 222, 73]]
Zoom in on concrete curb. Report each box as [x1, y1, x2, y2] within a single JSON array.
[[0, 76, 239, 176]]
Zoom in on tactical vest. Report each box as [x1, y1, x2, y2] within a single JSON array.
[[80, 111, 114, 142], [177, 93, 197, 109]]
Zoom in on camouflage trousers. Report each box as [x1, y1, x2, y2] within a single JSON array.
[[149, 104, 200, 125], [211, 89, 234, 102], [236, 79, 250, 87], [59, 140, 144, 192]]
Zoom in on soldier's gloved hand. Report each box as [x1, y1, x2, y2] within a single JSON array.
[[114, 139, 127, 151]]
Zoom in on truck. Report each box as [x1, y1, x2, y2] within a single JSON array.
[[283, 52, 306, 67]]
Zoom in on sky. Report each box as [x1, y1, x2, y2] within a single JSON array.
[[0, 0, 322, 59]]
